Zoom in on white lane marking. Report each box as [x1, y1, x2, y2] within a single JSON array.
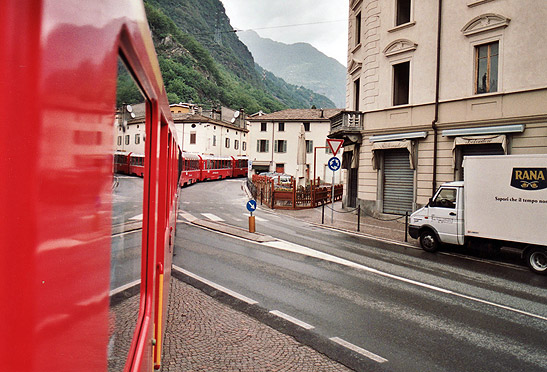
[[112, 229, 141, 238], [179, 211, 198, 222], [201, 213, 224, 222], [330, 337, 388, 363], [129, 214, 143, 221], [242, 213, 268, 222], [269, 310, 315, 330], [261, 240, 547, 322], [173, 265, 258, 305], [232, 217, 243, 222]]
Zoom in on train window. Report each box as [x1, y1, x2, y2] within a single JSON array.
[[109, 56, 146, 371]]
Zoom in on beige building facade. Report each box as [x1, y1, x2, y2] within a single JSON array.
[[249, 109, 343, 184], [332, 0, 547, 215]]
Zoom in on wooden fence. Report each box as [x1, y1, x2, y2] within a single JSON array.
[[248, 175, 343, 210]]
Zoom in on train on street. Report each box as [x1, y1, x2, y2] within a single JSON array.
[[115, 151, 249, 186], [2, 1, 182, 371]]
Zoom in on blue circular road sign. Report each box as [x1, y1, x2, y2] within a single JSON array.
[[328, 156, 341, 171], [246, 200, 257, 212]]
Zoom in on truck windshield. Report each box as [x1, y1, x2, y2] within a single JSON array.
[[431, 188, 456, 209]]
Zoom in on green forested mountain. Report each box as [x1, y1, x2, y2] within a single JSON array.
[[128, 0, 335, 113]]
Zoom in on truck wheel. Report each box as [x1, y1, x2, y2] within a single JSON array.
[[420, 230, 439, 252], [526, 247, 547, 275]]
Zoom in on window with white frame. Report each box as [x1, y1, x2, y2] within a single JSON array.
[[355, 11, 362, 46], [274, 140, 287, 153], [396, 0, 411, 26], [306, 140, 313, 153], [257, 139, 269, 152], [475, 41, 498, 94], [393, 61, 410, 105]]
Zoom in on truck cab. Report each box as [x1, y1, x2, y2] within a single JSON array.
[[408, 182, 465, 251]]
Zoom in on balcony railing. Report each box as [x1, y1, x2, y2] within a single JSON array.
[[329, 111, 364, 134]]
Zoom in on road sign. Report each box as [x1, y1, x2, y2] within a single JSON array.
[[326, 139, 344, 156], [246, 200, 257, 213], [328, 156, 341, 171]]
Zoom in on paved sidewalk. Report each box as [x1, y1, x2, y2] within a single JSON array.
[[260, 200, 416, 248]]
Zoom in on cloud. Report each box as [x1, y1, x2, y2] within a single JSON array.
[[221, 0, 348, 65]]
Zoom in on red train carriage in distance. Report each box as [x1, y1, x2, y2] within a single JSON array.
[[232, 156, 249, 178], [201, 155, 233, 180], [179, 152, 201, 186], [178, 153, 249, 186], [1, 1, 179, 371]]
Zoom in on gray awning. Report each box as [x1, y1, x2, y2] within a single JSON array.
[[369, 131, 428, 143], [442, 124, 525, 137]]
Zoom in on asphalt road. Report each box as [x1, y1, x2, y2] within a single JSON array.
[[111, 175, 143, 290], [175, 179, 547, 372]]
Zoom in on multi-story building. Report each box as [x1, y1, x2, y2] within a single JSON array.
[[249, 109, 343, 184], [115, 103, 146, 154], [173, 112, 248, 157], [332, 0, 547, 215], [115, 103, 249, 158]]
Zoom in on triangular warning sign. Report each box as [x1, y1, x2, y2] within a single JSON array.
[[326, 139, 344, 156]]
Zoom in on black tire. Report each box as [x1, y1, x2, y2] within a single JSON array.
[[420, 229, 439, 252], [525, 247, 547, 275]]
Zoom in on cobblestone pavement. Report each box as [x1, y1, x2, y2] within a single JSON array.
[[162, 278, 353, 372]]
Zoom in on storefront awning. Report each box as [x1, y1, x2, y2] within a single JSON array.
[[451, 134, 507, 167], [369, 131, 428, 143], [442, 124, 525, 137], [371, 140, 416, 170]]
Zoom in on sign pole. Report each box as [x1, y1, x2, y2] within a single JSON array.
[[327, 155, 341, 225], [331, 170, 335, 224]]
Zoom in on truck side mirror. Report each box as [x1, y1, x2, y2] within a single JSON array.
[[428, 197, 433, 207]]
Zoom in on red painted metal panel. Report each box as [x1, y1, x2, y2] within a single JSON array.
[[1, 1, 179, 371]]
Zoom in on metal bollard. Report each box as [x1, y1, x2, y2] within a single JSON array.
[[405, 211, 409, 242], [249, 215, 256, 233], [357, 205, 360, 232], [322, 203, 325, 224]]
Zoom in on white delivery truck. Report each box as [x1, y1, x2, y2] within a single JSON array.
[[408, 155, 547, 274]]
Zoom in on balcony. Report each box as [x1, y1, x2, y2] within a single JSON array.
[[329, 111, 364, 143]]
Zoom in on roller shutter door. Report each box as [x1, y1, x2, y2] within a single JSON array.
[[460, 144, 504, 179], [383, 149, 414, 215]]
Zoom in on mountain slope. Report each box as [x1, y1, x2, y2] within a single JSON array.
[[140, 0, 335, 112], [238, 30, 346, 108]]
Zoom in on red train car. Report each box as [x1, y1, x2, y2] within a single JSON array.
[[115, 151, 131, 174], [1, 1, 179, 371], [201, 155, 233, 180], [231, 156, 249, 178], [179, 152, 202, 186], [129, 153, 145, 177]]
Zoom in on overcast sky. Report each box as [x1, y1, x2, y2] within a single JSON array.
[[220, 0, 349, 66]]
